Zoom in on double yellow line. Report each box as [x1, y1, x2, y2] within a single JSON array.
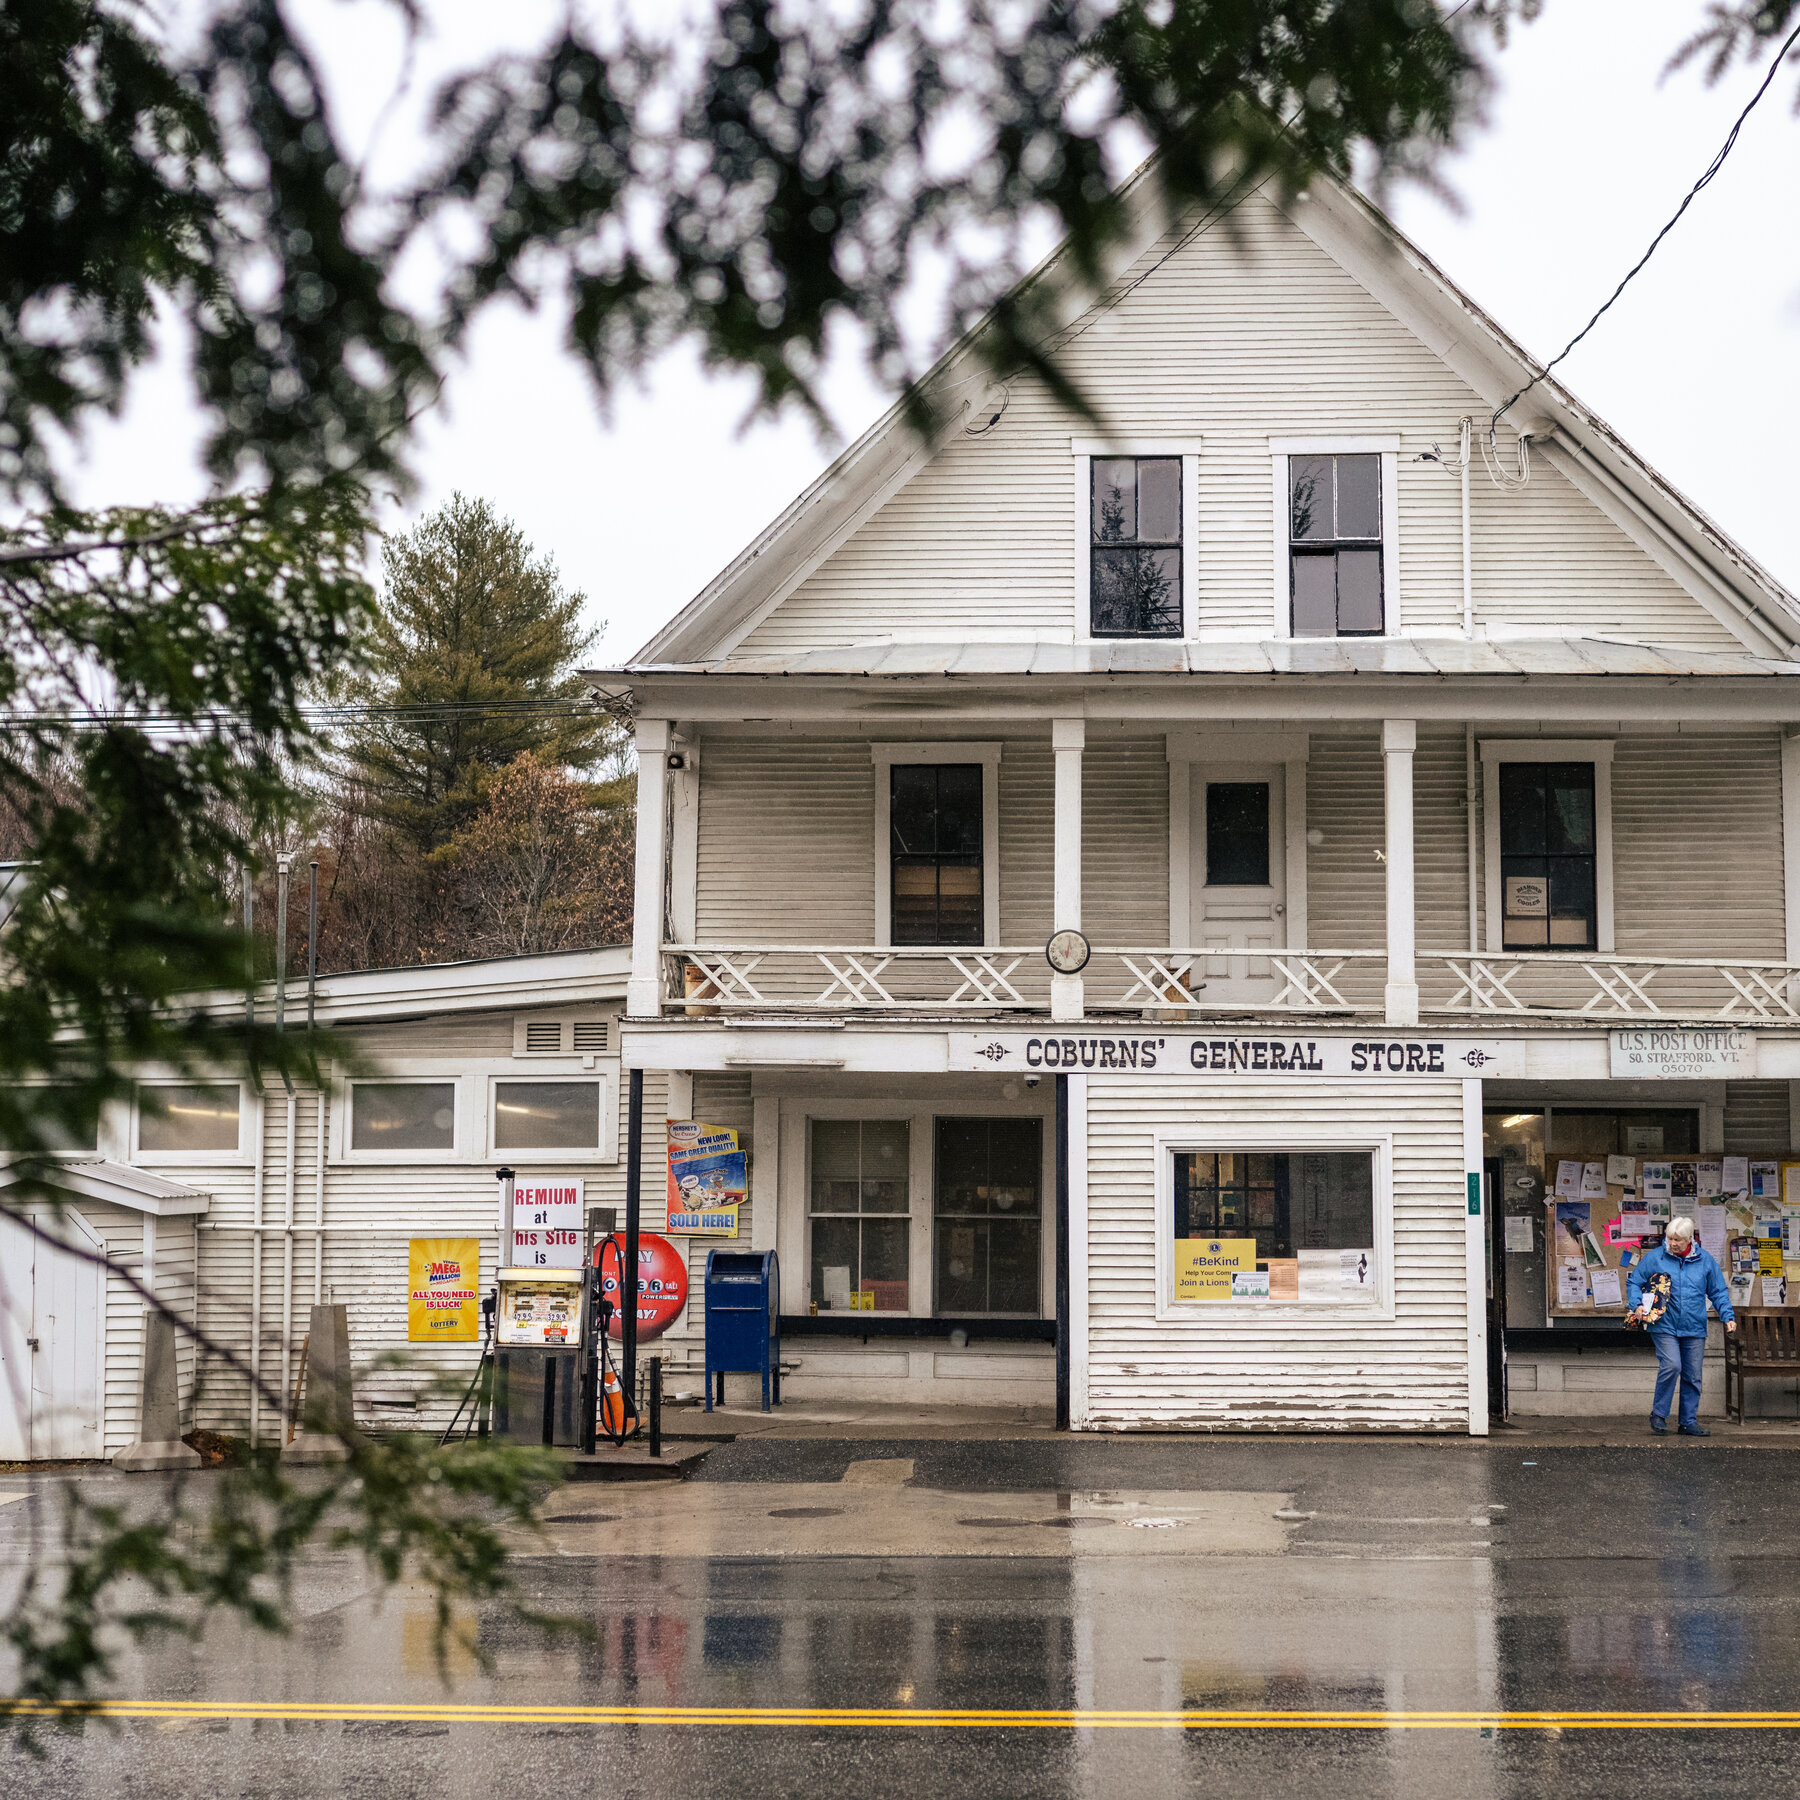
[[9, 1700, 1800, 1731]]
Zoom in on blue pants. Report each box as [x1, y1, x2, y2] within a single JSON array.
[[1652, 1332, 1706, 1429]]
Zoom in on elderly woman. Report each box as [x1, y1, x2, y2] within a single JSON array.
[[1626, 1216, 1736, 1437]]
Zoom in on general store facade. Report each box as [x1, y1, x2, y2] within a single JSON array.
[[597, 164, 1800, 1433]]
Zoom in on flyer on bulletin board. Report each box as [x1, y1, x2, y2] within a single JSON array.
[[666, 1120, 746, 1235], [407, 1238, 480, 1341]]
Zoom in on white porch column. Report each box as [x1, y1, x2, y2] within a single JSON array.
[[1052, 718, 1085, 1022], [628, 718, 673, 1019], [1383, 719, 1419, 1027]]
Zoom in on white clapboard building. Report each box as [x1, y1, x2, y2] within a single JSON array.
[[2, 948, 636, 1459], [596, 160, 1800, 1432]]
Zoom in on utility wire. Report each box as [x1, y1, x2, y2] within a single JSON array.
[[0, 697, 620, 732], [1493, 15, 1800, 430]]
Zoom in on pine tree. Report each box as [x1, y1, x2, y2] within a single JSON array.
[[345, 494, 614, 851]]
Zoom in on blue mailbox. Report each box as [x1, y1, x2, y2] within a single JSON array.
[[704, 1249, 781, 1413]]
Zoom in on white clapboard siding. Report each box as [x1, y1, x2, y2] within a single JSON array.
[[697, 740, 876, 943], [175, 1016, 668, 1441], [738, 194, 1737, 657], [78, 1202, 197, 1455], [1724, 1082, 1791, 1154], [1083, 1075, 1470, 1430], [1304, 733, 1386, 950], [1084, 739, 1170, 948], [1612, 732, 1784, 961]]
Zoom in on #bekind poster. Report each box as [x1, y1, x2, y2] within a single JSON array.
[[667, 1120, 746, 1236], [408, 1238, 480, 1341]]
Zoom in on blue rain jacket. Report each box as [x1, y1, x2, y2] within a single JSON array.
[[1626, 1240, 1733, 1338]]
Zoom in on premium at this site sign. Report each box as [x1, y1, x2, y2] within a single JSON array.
[[1609, 1029, 1757, 1079], [950, 1032, 1504, 1077]]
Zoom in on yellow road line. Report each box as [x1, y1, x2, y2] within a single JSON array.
[[10, 1699, 1800, 1731]]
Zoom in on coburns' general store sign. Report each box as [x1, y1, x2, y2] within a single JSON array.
[[950, 1033, 1505, 1077]]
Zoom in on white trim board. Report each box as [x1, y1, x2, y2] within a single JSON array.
[[870, 742, 1004, 948]]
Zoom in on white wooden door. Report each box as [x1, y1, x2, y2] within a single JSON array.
[[0, 1208, 103, 1461], [1190, 764, 1287, 1005]]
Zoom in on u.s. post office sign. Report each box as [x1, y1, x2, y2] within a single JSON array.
[[950, 1032, 1505, 1078], [1609, 1029, 1756, 1080]]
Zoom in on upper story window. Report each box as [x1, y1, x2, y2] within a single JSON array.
[[1289, 452, 1383, 637], [890, 764, 983, 946], [1498, 763, 1597, 950], [1091, 456, 1182, 638]]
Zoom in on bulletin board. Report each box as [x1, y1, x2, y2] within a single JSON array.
[[1542, 1155, 1800, 1319]]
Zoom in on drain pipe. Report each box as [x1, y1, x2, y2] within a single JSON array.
[[1466, 724, 1480, 953], [307, 860, 324, 1304], [1460, 416, 1474, 640], [276, 858, 297, 1441]]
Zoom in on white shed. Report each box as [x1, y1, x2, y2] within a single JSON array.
[[0, 1161, 209, 1460]]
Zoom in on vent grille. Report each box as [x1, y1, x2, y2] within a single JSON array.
[[523, 1021, 563, 1053], [571, 1020, 608, 1053]]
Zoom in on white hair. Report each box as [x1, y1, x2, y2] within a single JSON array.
[[1666, 1216, 1696, 1243]]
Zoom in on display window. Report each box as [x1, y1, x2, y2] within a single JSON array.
[[934, 1117, 1042, 1315], [135, 1083, 243, 1158], [808, 1118, 911, 1312], [1167, 1146, 1378, 1304]]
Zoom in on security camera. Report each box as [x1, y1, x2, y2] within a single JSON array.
[[666, 752, 687, 770], [1023, 1073, 1041, 1089]]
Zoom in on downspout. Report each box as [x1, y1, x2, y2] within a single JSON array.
[[249, 1086, 266, 1443], [1460, 416, 1474, 641], [307, 860, 324, 1305], [1461, 418, 1480, 955], [276, 858, 296, 1442], [1466, 724, 1479, 954]]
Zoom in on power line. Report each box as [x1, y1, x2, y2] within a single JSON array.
[[0, 697, 620, 732], [1493, 15, 1800, 430]]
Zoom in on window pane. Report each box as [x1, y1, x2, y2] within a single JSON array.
[[493, 1080, 599, 1151], [139, 1083, 240, 1154], [935, 765, 983, 855], [1545, 764, 1596, 854], [889, 765, 935, 856], [936, 1117, 989, 1212], [1335, 454, 1381, 539], [1091, 546, 1181, 636], [1290, 456, 1332, 541], [811, 1118, 861, 1183], [1137, 458, 1181, 543], [1290, 552, 1336, 637], [1092, 459, 1136, 540], [1206, 783, 1270, 887], [987, 1118, 1042, 1205], [937, 1223, 983, 1312], [811, 1216, 860, 1309], [861, 1118, 909, 1178], [1335, 549, 1383, 633], [1498, 765, 1548, 854], [352, 1082, 455, 1152], [986, 1219, 1042, 1312]]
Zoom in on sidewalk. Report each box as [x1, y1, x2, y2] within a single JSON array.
[[656, 1396, 1800, 1448]]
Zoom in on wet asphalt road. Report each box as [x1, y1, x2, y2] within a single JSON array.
[[7, 1435, 1800, 1796]]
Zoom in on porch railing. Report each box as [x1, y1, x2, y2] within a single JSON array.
[[663, 943, 1800, 1024], [1424, 950, 1800, 1024]]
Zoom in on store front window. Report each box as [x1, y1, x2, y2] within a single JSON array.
[[1170, 1149, 1376, 1302], [934, 1118, 1042, 1315], [809, 1119, 910, 1312]]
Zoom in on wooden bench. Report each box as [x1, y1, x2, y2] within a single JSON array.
[[1723, 1309, 1800, 1421]]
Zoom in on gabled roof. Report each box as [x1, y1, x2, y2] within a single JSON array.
[[626, 163, 1800, 667]]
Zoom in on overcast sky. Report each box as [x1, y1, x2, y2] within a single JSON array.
[[56, 1, 1800, 661]]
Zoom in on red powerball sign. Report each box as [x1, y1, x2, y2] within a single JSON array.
[[596, 1231, 688, 1340]]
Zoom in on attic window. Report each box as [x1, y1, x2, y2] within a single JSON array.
[[1290, 453, 1383, 637], [523, 1021, 563, 1053], [1090, 457, 1182, 638], [570, 1021, 608, 1053]]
